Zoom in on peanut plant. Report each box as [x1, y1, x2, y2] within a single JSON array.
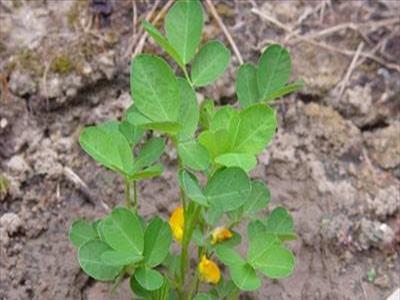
[[69, 1, 302, 299]]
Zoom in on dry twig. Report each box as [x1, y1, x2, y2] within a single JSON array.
[[252, 8, 400, 72], [336, 42, 364, 100], [132, 0, 174, 58], [63, 166, 110, 212], [206, 0, 243, 64]]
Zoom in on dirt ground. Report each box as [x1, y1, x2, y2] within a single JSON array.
[[0, 0, 399, 299]]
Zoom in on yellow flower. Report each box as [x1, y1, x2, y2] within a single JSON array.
[[211, 226, 233, 245], [198, 255, 221, 284], [169, 206, 184, 242]]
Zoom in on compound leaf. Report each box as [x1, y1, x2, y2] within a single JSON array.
[[178, 140, 210, 171], [177, 78, 199, 141], [191, 41, 230, 87], [78, 240, 122, 281], [131, 54, 180, 122], [143, 217, 172, 267], [205, 167, 251, 212], [134, 137, 165, 171], [258, 44, 291, 100], [215, 153, 257, 172], [236, 63, 260, 108], [79, 126, 134, 175], [69, 219, 98, 248], [102, 207, 144, 254], [165, 0, 203, 64], [264, 207, 296, 241], [134, 267, 164, 291]]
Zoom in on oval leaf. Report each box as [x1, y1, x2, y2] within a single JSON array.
[[130, 164, 164, 181], [252, 245, 295, 279], [178, 140, 210, 171], [78, 240, 122, 281], [205, 167, 251, 212], [142, 20, 184, 68], [134, 267, 164, 291], [102, 207, 144, 254], [236, 63, 260, 108], [101, 250, 143, 266], [229, 104, 277, 155], [143, 217, 172, 267], [215, 153, 257, 172], [216, 246, 245, 266], [191, 41, 230, 87], [179, 170, 208, 206], [131, 55, 180, 122], [258, 44, 291, 100], [230, 263, 261, 291], [264, 207, 296, 241], [177, 78, 199, 141], [242, 181, 270, 215], [165, 0, 203, 64], [133, 137, 165, 171], [69, 219, 98, 248], [79, 126, 134, 175]]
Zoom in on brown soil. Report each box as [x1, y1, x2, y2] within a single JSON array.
[[0, 1, 399, 300]]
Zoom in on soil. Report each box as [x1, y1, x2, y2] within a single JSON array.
[[0, 1, 399, 300]]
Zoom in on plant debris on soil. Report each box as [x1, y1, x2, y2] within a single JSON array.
[[0, 1, 399, 299]]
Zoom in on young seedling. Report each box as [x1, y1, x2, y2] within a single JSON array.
[[69, 1, 302, 299]]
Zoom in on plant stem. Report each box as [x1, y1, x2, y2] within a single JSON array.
[[124, 177, 131, 208], [133, 180, 138, 211]]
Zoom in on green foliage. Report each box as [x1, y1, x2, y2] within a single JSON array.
[[236, 44, 303, 107], [191, 41, 231, 87], [71, 0, 301, 298]]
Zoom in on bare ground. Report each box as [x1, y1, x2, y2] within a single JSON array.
[[0, 1, 399, 300]]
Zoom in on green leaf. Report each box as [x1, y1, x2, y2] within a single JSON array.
[[242, 181, 270, 215], [79, 126, 134, 175], [229, 104, 277, 155], [78, 240, 122, 281], [191, 41, 230, 87], [215, 153, 257, 172], [130, 275, 152, 299], [165, 0, 203, 64], [236, 63, 260, 108], [199, 99, 215, 130], [204, 203, 223, 226], [134, 137, 165, 171], [179, 170, 208, 206], [258, 44, 291, 100], [143, 217, 172, 267], [102, 207, 144, 254], [247, 220, 280, 264], [178, 140, 210, 171], [142, 20, 185, 69], [134, 267, 164, 291], [264, 207, 296, 241], [252, 245, 295, 279], [230, 263, 261, 291], [69, 219, 98, 248], [125, 104, 152, 126], [215, 246, 245, 266], [198, 129, 231, 159], [131, 54, 180, 122], [101, 250, 143, 266], [205, 167, 251, 212], [177, 78, 199, 141], [130, 164, 164, 181], [209, 106, 238, 133], [265, 79, 304, 102], [140, 122, 182, 135], [119, 120, 144, 146]]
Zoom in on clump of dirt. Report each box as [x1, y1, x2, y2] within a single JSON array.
[[1, 1, 399, 300]]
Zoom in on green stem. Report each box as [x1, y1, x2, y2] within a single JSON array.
[[124, 177, 131, 208], [228, 286, 239, 300], [133, 180, 138, 211]]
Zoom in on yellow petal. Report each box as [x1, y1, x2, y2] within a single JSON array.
[[198, 255, 221, 284], [169, 207, 184, 242], [211, 226, 233, 245]]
